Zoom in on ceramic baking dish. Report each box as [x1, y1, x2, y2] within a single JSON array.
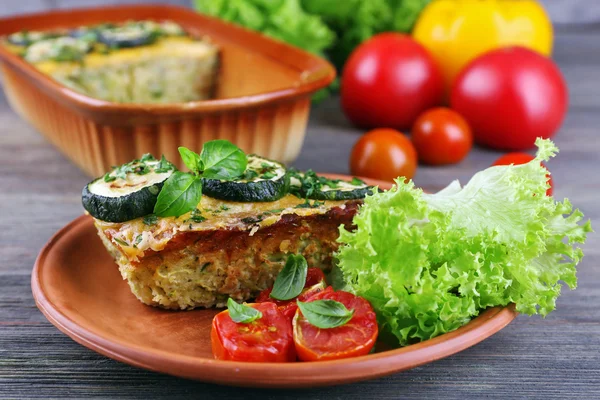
[[0, 5, 335, 177]]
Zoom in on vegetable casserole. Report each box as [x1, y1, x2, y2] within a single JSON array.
[[2, 20, 219, 103], [82, 141, 374, 310]]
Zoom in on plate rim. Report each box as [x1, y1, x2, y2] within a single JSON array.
[[31, 174, 518, 388]]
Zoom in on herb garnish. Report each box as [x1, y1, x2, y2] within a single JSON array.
[[295, 199, 324, 209], [241, 216, 263, 224], [113, 237, 128, 247], [143, 214, 158, 225], [153, 141, 247, 217], [296, 299, 354, 329], [187, 208, 206, 223], [227, 298, 262, 323], [270, 254, 308, 301]]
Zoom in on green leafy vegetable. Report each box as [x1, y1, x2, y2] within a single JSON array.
[[337, 139, 592, 346], [227, 298, 263, 323], [153, 141, 247, 217], [178, 147, 202, 172], [193, 0, 430, 73], [297, 299, 354, 329], [200, 140, 248, 180], [271, 254, 308, 300], [153, 172, 203, 217], [194, 0, 336, 57]]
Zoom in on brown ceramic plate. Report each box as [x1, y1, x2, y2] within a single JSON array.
[[32, 175, 517, 388]]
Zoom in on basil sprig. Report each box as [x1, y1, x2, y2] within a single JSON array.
[[270, 254, 308, 301], [297, 299, 354, 329], [153, 140, 247, 217], [227, 298, 262, 323]]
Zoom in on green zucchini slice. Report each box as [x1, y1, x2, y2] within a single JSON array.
[[288, 169, 374, 201], [202, 155, 289, 202], [82, 154, 175, 223]]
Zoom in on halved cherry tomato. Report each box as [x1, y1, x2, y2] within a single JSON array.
[[293, 290, 378, 362], [411, 107, 473, 165], [350, 128, 417, 182], [492, 152, 553, 196], [211, 302, 296, 362]]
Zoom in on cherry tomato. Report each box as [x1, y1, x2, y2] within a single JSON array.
[[211, 302, 296, 362], [255, 268, 327, 320], [492, 152, 553, 196], [451, 46, 567, 150], [293, 291, 378, 362], [350, 128, 417, 182], [411, 108, 473, 165], [341, 33, 444, 130]]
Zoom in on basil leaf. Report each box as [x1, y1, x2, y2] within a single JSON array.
[[297, 299, 354, 329], [178, 147, 202, 173], [200, 140, 247, 180], [270, 254, 308, 301], [153, 172, 202, 217], [227, 298, 262, 323]]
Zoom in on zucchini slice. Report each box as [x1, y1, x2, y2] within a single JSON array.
[[288, 169, 374, 201], [202, 155, 289, 202], [97, 24, 155, 48], [82, 155, 175, 223]]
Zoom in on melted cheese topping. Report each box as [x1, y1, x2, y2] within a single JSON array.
[[30, 37, 215, 75], [95, 195, 348, 262]]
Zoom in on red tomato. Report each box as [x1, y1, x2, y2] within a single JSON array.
[[341, 33, 444, 130], [293, 291, 378, 362], [255, 268, 327, 320], [451, 46, 567, 150], [350, 128, 417, 182], [411, 108, 473, 165], [211, 302, 296, 362], [492, 152, 553, 196]]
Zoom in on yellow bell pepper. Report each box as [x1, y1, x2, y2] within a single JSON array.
[[413, 0, 553, 91]]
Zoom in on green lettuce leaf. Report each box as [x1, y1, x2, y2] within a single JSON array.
[[336, 139, 592, 346]]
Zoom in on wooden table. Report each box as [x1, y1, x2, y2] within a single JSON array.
[[1, 26, 598, 399]]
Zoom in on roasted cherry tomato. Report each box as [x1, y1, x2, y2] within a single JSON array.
[[350, 128, 417, 182], [411, 108, 473, 165], [211, 302, 296, 362], [451, 46, 567, 150], [492, 152, 553, 196], [341, 33, 444, 130], [256, 268, 328, 320], [293, 290, 378, 362]]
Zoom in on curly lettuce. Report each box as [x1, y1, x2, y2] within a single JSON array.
[[336, 139, 592, 346]]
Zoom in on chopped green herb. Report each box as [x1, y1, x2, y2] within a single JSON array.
[[200, 262, 211, 272], [134, 235, 143, 246], [220, 205, 230, 211], [113, 237, 128, 247], [351, 177, 365, 186], [263, 208, 284, 215], [103, 173, 116, 183], [241, 216, 263, 224], [187, 208, 206, 223], [143, 214, 158, 225], [155, 155, 175, 173], [241, 169, 259, 180], [261, 171, 276, 179], [295, 199, 324, 209], [140, 153, 156, 162]]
